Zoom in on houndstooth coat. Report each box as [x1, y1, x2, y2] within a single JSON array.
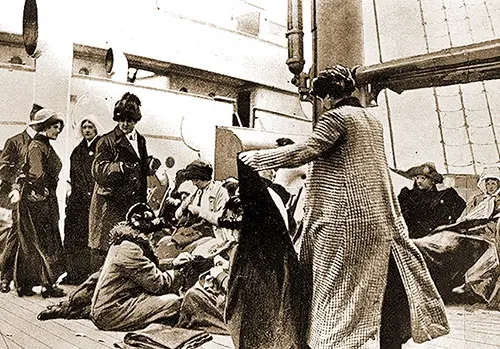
[[246, 98, 449, 348]]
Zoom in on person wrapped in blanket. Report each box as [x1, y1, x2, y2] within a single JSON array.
[[413, 166, 500, 304], [449, 166, 500, 306], [176, 195, 242, 335]]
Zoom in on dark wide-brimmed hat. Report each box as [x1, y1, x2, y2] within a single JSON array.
[[29, 103, 44, 121], [184, 159, 213, 181], [310, 65, 356, 99], [113, 92, 142, 122], [395, 162, 444, 184], [28, 109, 65, 132]]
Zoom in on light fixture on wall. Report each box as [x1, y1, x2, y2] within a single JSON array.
[[78, 67, 90, 75], [9, 56, 24, 65]]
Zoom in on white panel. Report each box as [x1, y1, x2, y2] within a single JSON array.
[[70, 76, 234, 168], [253, 109, 311, 135]]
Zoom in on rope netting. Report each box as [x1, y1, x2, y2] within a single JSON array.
[[418, 0, 499, 174], [372, 0, 500, 174]]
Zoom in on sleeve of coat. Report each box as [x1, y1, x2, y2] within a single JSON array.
[[26, 143, 47, 192], [0, 137, 19, 184], [199, 185, 230, 225], [249, 109, 346, 171], [92, 137, 126, 187], [115, 241, 175, 295]]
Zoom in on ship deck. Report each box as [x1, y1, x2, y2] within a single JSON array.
[[0, 285, 499, 349]]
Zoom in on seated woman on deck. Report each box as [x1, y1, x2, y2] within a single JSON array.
[[90, 203, 193, 331], [452, 166, 500, 307], [414, 166, 500, 303]]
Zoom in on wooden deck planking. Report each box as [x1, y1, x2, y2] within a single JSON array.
[[0, 296, 114, 349], [6, 291, 123, 347], [2, 288, 500, 349]]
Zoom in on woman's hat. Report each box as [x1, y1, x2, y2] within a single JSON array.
[[28, 109, 65, 132], [78, 114, 103, 137], [310, 65, 356, 99], [184, 159, 213, 181], [29, 103, 44, 121], [126, 202, 155, 227], [405, 162, 444, 184], [113, 92, 142, 122], [477, 166, 500, 194]]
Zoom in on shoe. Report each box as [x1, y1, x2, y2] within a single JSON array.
[[37, 304, 66, 321], [41, 285, 66, 298], [17, 287, 36, 297], [0, 280, 10, 293]]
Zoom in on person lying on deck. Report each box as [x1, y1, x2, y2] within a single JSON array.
[[90, 203, 193, 331]]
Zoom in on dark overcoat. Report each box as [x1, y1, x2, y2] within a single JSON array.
[[0, 130, 32, 207], [398, 186, 466, 239], [0, 130, 32, 275], [15, 134, 64, 287], [88, 126, 150, 252], [226, 161, 305, 349], [64, 136, 100, 282]]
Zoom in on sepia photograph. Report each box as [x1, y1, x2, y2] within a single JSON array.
[[0, 0, 500, 348]]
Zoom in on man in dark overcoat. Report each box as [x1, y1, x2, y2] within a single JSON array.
[[88, 93, 159, 272], [0, 103, 43, 294]]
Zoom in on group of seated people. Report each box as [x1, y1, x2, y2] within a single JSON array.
[[397, 162, 500, 307], [37, 157, 300, 339]]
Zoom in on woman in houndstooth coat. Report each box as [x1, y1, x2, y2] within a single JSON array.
[[240, 66, 449, 349]]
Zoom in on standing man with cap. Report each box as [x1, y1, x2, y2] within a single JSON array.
[[0, 103, 43, 294], [89, 92, 160, 272], [397, 162, 466, 239]]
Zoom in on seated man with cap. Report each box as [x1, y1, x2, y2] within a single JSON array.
[[397, 162, 466, 239], [169, 160, 229, 253]]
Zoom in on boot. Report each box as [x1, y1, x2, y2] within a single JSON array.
[[41, 285, 66, 298], [0, 280, 10, 293]]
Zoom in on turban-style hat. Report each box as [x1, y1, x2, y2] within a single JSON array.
[[311, 65, 356, 99], [113, 92, 142, 122], [184, 159, 213, 181]]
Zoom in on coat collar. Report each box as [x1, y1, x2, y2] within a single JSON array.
[[34, 133, 50, 145], [113, 126, 142, 159], [334, 96, 363, 108]]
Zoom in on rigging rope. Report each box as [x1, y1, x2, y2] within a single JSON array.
[[416, 0, 500, 173], [417, 0, 450, 173], [371, 0, 397, 168]]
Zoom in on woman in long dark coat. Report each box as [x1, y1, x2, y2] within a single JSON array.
[[88, 93, 159, 272], [14, 109, 66, 298], [63, 117, 101, 285]]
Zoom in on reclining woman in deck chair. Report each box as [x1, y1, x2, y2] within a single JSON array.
[[414, 166, 500, 303]]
